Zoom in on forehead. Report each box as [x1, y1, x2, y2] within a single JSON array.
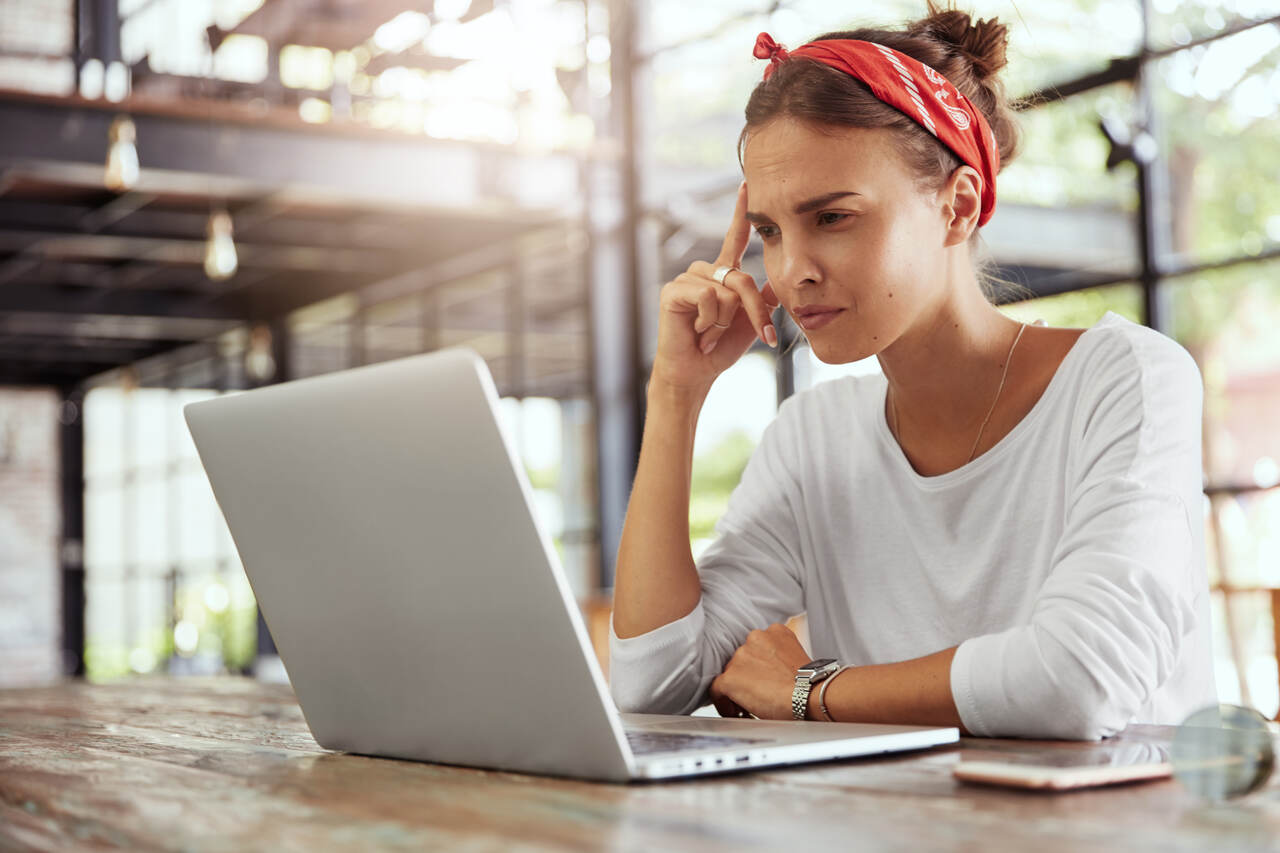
[[742, 119, 909, 206]]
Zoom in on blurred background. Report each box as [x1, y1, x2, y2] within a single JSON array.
[[0, 0, 1277, 719]]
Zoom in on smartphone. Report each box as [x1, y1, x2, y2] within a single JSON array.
[[953, 742, 1172, 790]]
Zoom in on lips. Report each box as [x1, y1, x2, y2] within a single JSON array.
[[794, 307, 844, 331]]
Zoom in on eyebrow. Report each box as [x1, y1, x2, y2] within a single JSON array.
[[744, 191, 862, 224]]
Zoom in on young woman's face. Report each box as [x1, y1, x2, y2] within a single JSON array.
[[742, 118, 950, 363]]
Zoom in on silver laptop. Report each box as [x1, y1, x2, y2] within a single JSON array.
[[183, 346, 958, 782]]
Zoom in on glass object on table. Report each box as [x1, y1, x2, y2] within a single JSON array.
[[1170, 703, 1276, 800]]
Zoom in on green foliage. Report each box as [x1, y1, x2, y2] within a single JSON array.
[[216, 601, 259, 671], [85, 577, 259, 681], [84, 642, 131, 682], [1144, 23, 1279, 264], [1000, 83, 1138, 210], [1000, 282, 1144, 328], [526, 465, 559, 491], [1166, 256, 1280, 352], [689, 430, 757, 542]]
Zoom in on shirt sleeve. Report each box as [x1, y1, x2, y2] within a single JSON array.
[[951, 329, 1206, 740], [609, 395, 808, 715]]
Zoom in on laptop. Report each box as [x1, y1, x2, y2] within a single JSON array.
[[183, 346, 958, 782]]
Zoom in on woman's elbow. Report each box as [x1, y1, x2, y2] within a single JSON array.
[[1030, 616, 1168, 739], [608, 669, 706, 715], [1046, 701, 1128, 741], [610, 679, 662, 714]]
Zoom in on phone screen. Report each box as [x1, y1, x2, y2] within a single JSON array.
[[960, 741, 1170, 768]]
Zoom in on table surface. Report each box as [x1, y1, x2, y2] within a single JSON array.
[[2, 677, 1278, 852]]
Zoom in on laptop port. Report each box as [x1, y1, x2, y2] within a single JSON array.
[[735, 755, 750, 765]]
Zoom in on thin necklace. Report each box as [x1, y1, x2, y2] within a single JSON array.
[[889, 322, 1028, 465]]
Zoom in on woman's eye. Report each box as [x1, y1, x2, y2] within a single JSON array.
[[755, 226, 778, 239], [817, 212, 848, 226]]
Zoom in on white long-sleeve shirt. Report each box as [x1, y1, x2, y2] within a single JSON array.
[[610, 311, 1216, 739]]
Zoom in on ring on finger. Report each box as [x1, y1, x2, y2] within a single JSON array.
[[711, 265, 735, 284], [710, 320, 730, 328]]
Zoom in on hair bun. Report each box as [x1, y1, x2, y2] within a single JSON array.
[[907, 1, 1010, 80]]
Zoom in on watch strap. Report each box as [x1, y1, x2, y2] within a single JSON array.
[[791, 679, 812, 720]]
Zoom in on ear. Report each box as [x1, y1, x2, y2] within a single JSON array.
[[936, 165, 983, 248]]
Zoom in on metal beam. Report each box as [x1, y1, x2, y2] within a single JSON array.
[[226, 0, 410, 51], [0, 337, 192, 365], [0, 366, 92, 386], [988, 264, 1135, 302], [0, 198, 420, 255], [78, 191, 158, 233], [1137, 0, 1172, 331], [59, 386, 86, 678], [0, 95, 581, 216], [0, 283, 241, 322], [588, 0, 643, 592], [0, 255, 40, 287], [97, 0, 121, 67], [1017, 58, 1139, 109], [0, 228, 397, 276]]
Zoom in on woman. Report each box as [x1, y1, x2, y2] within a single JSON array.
[[607, 2, 1215, 740]]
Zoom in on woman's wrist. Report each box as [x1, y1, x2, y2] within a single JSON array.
[[808, 666, 852, 721], [646, 373, 710, 410]]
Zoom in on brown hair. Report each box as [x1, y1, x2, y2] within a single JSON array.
[[738, 1, 1031, 302]]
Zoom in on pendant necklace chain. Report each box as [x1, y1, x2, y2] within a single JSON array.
[[889, 322, 1028, 465]]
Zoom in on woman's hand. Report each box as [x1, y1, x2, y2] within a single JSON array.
[[649, 181, 780, 394], [708, 623, 811, 720]]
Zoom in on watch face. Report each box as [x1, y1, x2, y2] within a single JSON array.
[[799, 658, 838, 677]]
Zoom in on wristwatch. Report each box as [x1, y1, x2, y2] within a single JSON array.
[[792, 658, 840, 720]]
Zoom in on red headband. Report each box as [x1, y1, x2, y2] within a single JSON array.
[[753, 32, 999, 227]]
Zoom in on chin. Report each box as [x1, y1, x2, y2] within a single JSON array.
[[803, 338, 875, 363]]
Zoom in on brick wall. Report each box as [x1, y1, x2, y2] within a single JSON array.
[[0, 388, 60, 687]]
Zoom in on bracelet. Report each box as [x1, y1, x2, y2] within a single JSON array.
[[818, 666, 851, 722]]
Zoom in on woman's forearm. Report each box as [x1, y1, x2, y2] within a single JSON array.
[[810, 646, 969, 733], [611, 378, 709, 639]]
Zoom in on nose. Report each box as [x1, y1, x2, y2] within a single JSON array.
[[773, 237, 822, 291]]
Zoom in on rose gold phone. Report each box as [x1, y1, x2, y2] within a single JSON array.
[[953, 742, 1172, 790]]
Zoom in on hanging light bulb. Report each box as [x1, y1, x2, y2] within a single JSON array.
[[244, 323, 276, 383], [204, 208, 238, 280], [104, 115, 139, 191]]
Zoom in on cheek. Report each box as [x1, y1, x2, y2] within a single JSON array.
[[760, 244, 782, 287], [893, 198, 947, 260], [869, 212, 935, 283]]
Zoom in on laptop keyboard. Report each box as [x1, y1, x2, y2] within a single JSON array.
[[625, 730, 766, 756]]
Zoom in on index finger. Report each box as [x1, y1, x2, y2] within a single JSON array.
[[715, 181, 751, 269]]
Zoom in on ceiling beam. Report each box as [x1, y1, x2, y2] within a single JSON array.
[[226, 0, 413, 50], [78, 191, 159, 233], [0, 198, 421, 253], [0, 365, 98, 388], [0, 228, 398, 275], [0, 94, 579, 217], [0, 282, 239, 321], [0, 338, 190, 365]]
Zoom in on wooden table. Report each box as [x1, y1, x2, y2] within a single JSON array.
[[2, 677, 1278, 851]]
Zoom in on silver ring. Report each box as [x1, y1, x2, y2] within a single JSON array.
[[710, 320, 730, 328], [711, 265, 734, 284]]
